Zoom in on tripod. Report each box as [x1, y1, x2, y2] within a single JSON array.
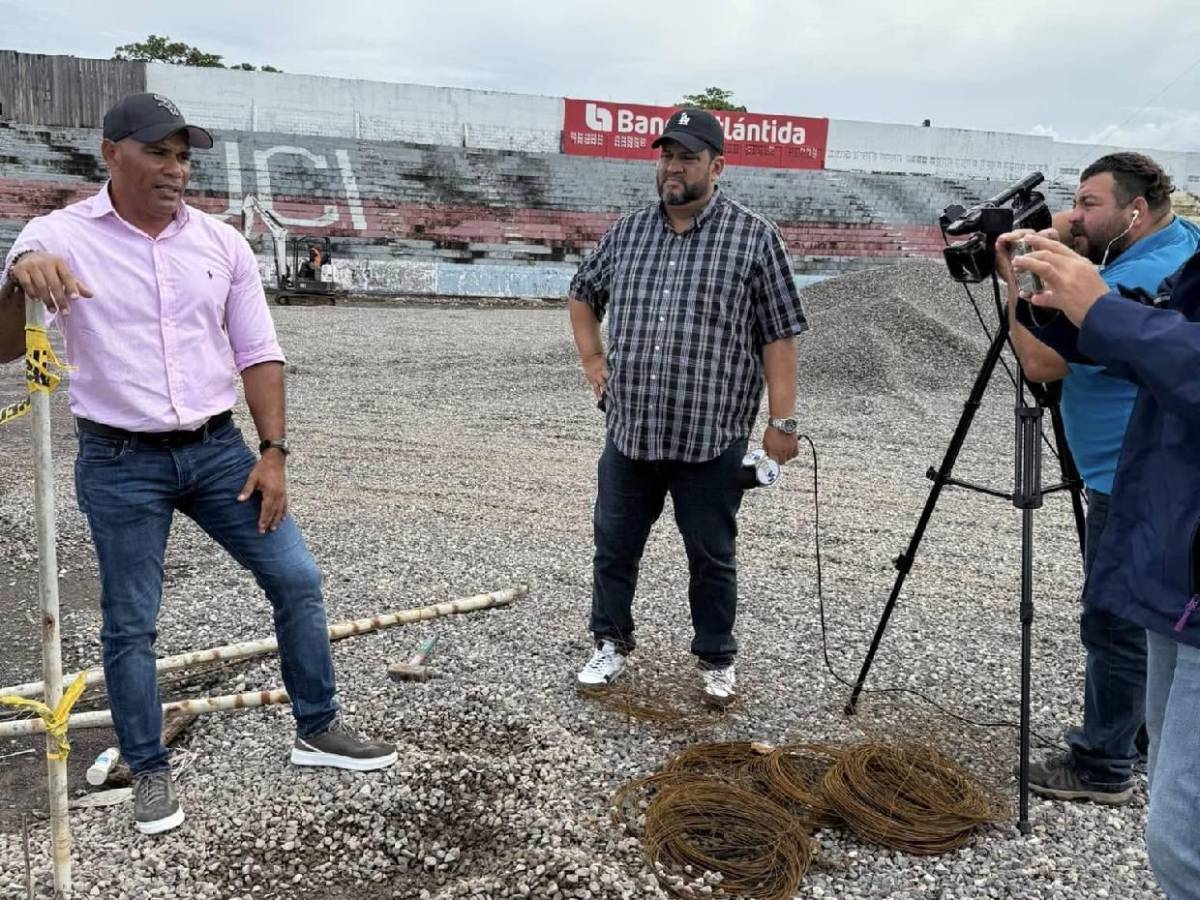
[[843, 284, 1087, 834]]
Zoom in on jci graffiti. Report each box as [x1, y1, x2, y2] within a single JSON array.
[[210, 142, 368, 233]]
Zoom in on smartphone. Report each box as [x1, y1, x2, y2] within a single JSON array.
[[1011, 239, 1045, 297]]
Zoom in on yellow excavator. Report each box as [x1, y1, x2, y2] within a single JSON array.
[[240, 195, 349, 305]]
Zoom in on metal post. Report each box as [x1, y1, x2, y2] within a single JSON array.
[[26, 300, 71, 896]]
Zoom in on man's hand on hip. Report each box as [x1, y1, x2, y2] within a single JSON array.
[[238, 453, 288, 534], [763, 426, 799, 465], [8, 252, 93, 316]]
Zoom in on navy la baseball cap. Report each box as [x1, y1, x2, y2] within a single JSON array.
[[652, 108, 724, 155], [102, 93, 214, 149]]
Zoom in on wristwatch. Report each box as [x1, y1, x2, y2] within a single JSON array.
[[259, 438, 290, 457], [768, 416, 799, 435]]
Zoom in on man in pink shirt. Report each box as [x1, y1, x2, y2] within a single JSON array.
[[0, 93, 395, 836]]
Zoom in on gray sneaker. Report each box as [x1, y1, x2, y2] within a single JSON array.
[[132, 769, 185, 835], [291, 717, 398, 771], [1027, 755, 1134, 805]]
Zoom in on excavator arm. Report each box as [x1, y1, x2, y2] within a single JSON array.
[[240, 194, 290, 287]]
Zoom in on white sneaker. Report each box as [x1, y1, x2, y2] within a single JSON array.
[[701, 663, 736, 707], [576, 640, 627, 686]]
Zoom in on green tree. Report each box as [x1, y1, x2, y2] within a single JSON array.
[[676, 87, 747, 112], [112, 35, 281, 71], [113, 35, 225, 67]]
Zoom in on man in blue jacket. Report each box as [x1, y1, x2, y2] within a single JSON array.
[[1005, 153, 1200, 804], [1008, 224, 1200, 900]]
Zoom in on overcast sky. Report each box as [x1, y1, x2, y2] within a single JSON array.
[[4, 0, 1199, 152]]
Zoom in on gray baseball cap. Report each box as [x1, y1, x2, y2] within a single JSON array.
[[102, 93, 214, 149]]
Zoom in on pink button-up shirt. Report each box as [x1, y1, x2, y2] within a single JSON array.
[[3, 184, 284, 431]]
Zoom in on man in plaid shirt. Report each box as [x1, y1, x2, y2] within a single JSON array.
[[568, 108, 809, 706]]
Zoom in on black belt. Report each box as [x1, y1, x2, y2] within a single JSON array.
[[75, 410, 233, 448]]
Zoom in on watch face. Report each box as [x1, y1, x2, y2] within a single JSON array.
[[775, 418, 797, 434]]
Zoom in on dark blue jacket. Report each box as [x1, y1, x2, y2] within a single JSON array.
[[1034, 247, 1200, 646]]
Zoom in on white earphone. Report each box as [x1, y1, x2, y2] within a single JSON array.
[[1100, 208, 1142, 269]]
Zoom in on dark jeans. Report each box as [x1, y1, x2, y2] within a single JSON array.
[[1145, 631, 1200, 898], [589, 436, 746, 667], [74, 418, 338, 775], [1065, 488, 1147, 784]]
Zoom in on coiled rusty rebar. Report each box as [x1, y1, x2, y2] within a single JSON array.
[[819, 741, 1009, 855], [612, 740, 1008, 898]]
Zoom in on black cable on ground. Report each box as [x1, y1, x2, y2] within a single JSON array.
[[798, 432, 1069, 752]]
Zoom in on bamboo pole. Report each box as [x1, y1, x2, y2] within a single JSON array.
[[0, 689, 292, 738], [26, 299, 71, 896], [0, 584, 527, 700]]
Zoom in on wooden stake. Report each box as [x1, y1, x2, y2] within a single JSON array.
[[26, 300, 71, 896]]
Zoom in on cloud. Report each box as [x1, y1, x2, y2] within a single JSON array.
[[1029, 124, 1062, 141], [1032, 109, 1200, 154], [1083, 109, 1200, 153]]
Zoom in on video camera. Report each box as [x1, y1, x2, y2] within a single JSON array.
[[940, 173, 1052, 284]]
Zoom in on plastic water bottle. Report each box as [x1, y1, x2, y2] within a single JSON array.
[[86, 747, 120, 786]]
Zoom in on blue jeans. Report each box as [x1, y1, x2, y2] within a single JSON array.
[[1145, 631, 1200, 900], [589, 436, 746, 666], [1066, 489, 1147, 784], [74, 418, 338, 775]]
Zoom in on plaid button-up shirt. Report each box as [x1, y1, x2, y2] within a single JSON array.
[[570, 189, 808, 462]]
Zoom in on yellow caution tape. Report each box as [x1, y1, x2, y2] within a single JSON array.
[[0, 672, 88, 760], [0, 325, 73, 426], [0, 396, 28, 426]]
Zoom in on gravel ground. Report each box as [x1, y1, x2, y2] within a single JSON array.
[[0, 259, 1161, 898]]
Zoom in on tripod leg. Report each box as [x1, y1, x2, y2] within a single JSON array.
[[845, 322, 1012, 715], [1018, 506, 1035, 834], [1014, 403, 1044, 835], [1046, 399, 1087, 559], [1025, 378, 1086, 559]]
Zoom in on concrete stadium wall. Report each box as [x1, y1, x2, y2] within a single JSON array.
[[0, 119, 1088, 297], [3, 51, 1199, 299], [140, 59, 1200, 185], [145, 64, 564, 153], [826, 119, 1054, 182], [2, 120, 1001, 295], [4, 51, 1200, 187], [1050, 141, 1200, 193], [827, 119, 1200, 192]]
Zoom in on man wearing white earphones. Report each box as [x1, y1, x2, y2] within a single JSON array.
[[1003, 189, 1200, 900], [1003, 153, 1200, 806]]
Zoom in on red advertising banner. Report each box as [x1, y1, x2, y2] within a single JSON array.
[[563, 98, 828, 170]]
